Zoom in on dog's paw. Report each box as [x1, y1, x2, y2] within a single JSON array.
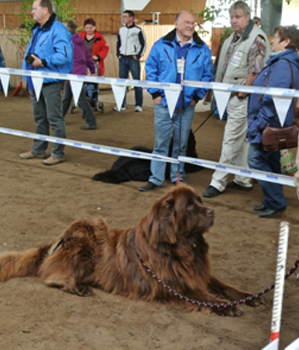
[[245, 295, 264, 307], [74, 284, 94, 297], [213, 305, 243, 317]]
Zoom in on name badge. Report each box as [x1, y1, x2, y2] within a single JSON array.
[[177, 59, 185, 74], [231, 51, 243, 67]]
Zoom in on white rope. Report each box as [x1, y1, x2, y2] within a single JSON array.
[[0, 127, 296, 187], [179, 156, 295, 187], [0, 127, 178, 164], [0, 68, 182, 91], [1, 68, 298, 98]]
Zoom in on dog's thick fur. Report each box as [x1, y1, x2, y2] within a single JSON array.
[[0, 187, 260, 316]]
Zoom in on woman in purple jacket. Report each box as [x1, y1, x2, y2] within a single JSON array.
[[62, 20, 97, 130]]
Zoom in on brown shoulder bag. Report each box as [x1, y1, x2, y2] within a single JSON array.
[[262, 60, 299, 152]]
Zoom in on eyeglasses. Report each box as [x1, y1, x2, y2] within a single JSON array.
[[182, 21, 195, 26], [32, 7, 44, 11]]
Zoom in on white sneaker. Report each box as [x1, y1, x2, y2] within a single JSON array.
[[135, 106, 142, 112], [113, 106, 126, 112]]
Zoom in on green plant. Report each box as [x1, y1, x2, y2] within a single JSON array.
[[195, 0, 293, 39], [53, 0, 77, 22], [8, 0, 77, 56], [8, 0, 34, 52]]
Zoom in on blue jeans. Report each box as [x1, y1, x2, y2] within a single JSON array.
[[30, 82, 66, 158], [119, 56, 142, 108], [247, 143, 287, 210], [149, 104, 195, 186]]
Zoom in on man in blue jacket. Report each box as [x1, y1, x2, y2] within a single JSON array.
[[19, 0, 73, 165], [138, 10, 212, 191]]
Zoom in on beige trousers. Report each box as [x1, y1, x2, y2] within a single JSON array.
[[210, 95, 252, 192]]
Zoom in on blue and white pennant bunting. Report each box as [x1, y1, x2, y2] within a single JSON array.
[[0, 68, 299, 125]]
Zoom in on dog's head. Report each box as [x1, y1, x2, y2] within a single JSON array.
[[144, 186, 214, 249]]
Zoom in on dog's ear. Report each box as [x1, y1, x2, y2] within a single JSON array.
[[145, 194, 177, 249]]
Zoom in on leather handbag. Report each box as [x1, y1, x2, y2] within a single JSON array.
[[262, 60, 299, 152], [262, 121, 299, 151]]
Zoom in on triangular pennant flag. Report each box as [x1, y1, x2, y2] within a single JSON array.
[[213, 90, 231, 120], [273, 96, 293, 126], [111, 83, 126, 111], [0, 73, 10, 97], [165, 89, 181, 118], [70, 80, 83, 107], [31, 76, 44, 101]]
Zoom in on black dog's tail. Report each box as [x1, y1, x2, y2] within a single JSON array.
[[0, 245, 50, 282]]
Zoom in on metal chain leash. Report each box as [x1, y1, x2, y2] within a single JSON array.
[[137, 254, 299, 309]]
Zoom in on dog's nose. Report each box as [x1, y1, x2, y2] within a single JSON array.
[[206, 209, 214, 217]]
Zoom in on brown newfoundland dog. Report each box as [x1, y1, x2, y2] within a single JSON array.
[[0, 186, 260, 316]]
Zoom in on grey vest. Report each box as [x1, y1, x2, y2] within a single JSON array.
[[216, 21, 270, 85]]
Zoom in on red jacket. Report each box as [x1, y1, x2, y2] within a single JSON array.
[[79, 30, 109, 76]]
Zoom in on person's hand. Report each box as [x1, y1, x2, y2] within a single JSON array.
[[30, 54, 42, 68], [133, 55, 138, 60], [236, 92, 248, 99], [92, 55, 98, 61], [190, 100, 197, 106], [154, 96, 162, 105]]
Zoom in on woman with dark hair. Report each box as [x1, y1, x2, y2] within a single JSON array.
[[247, 25, 299, 218], [79, 18, 109, 109]]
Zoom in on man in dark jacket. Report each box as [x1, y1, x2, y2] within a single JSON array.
[[19, 0, 73, 165], [138, 10, 212, 191]]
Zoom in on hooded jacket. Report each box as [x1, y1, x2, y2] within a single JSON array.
[[145, 29, 212, 107], [79, 30, 109, 76], [22, 14, 73, 83], [247, 49, 299, 143], [71, 33, 95, 75]]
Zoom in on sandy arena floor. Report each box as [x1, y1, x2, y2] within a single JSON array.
[[0, 90, 299, 350]]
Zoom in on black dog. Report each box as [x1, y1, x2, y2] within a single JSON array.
[[93, 130, 202, 184]]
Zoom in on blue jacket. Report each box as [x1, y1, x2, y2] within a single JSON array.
[[22, 14, 73, 84], [247, 49, 299, 143], [145, 29, 212, 107]]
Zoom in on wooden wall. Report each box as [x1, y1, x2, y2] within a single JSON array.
[[0, 0, 207, 33], [0, 0, 208, 88], [74, 0, 206, 15], [140, 25, 174, 61], [0, 1, 23, 28]]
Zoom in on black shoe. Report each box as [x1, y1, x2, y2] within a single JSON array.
[[203, 186, 222, 198], [138, 182, 159, 192], [226, 181, 252, 191], [253, 204, 267, 211], [259, 207, 287, 218], [80, 124, 97, 130]]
